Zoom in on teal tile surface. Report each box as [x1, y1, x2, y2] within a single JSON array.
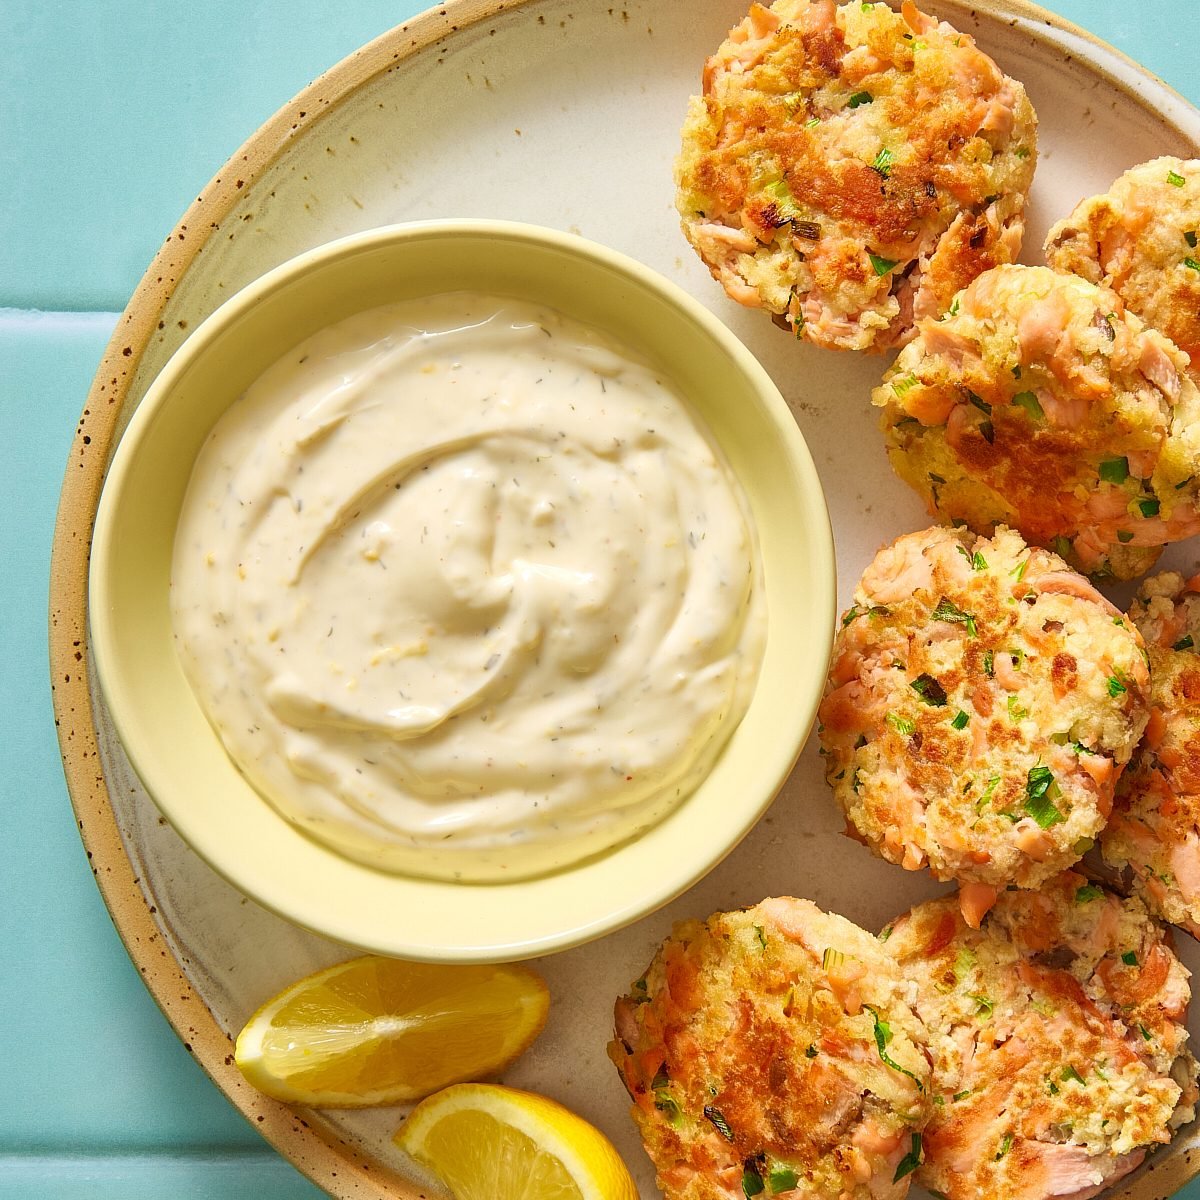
[[0, 1, 425, 311], [0, 311, 320, 1196], [2, 0, 1199, 1198]]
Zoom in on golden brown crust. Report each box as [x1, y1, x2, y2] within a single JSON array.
[[1046, 157, 1200, 383], [610, 899, 932, 1200], [819, 526, 1150, 891], [1103, 573, 1200, 938], [676, 0, 1036, 351], [886, 875, 1198, 1200], [875, 264, 1200, 580]]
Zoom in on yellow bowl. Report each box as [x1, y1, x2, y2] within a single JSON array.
[[89, 220, 835, 961]]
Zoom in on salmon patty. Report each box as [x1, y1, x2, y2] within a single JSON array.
[[1102, 571, 1200, 938], [875, 264, 1200, 580], [819, 526, 1149, 921], [1046, 157, 1200, 384], [885, 874, 1198, 1200], [609, 898, 932, 1199], [676, 0, 1036, 352]]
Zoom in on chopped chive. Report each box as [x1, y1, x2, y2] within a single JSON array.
[[1052, 535, 1072, 559], [1117, 530, 1134, 543], [1185, 257, 1200, 272], [705, 1106, 734, 1140], [983, 649, 995, 676], [966, 389, 992, 414], [822, 947, 845, 971], [1168, 169, 1187, 187], [805, 116, 821, 129], [1012, 390, 1044, 420], [1099, 457, 1129, 484], [872, 147, 894, 177], [1007, 694, 1029, 722], [1061, 1065, 1085, 1085], [1122, 950, 1138, 966], [848, 90, 873, 108], [651, 1064, 670, 1090], [1025, 764, 1063, 827], [654, 1093, 682, 1123], [978, 775, 1001, 812], [995, 1133, 1014, 1160], [842, 605, 861, 627], [864, 1006, 924, 1091], [755, 925, 767, 951], [878, 925, 893, 943], [887, 711, 915, 736], [762, 179, 800, 221], [911, 673, 948, 706], [1174, 634, 1195, 651], [1107, 673, 1127, 698], [931, 597, 978, 637], [948, 296, 960, 316], [891, 372, 920, 397], [1015, 146, 1031, 158], [951, 709, 970, 730], [870, 252, 899, 276], [805, 1043, 819, 1058], [1138, 497, 1161, 517], [1139, 1024, 1153, 1041], [1076, 884, 1104, 903], [969, 994, 994, 1017], [893, 1133, 923, 1183], [1010, 556, 1029, 581], [742, 1168, 765, 1198], [768, 1166, 799, 1194], [953, 1089, 973, 1102]]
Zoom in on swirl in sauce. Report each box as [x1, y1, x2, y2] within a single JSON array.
[[171, 294, 766, 880]]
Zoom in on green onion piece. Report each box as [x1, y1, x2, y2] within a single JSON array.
[[951, 709, 970, 730], [805, 1043, 819, 1058], [1186, 231, 1198, 248], [1186, 256, 1200, 271], [886, 712, 916, 736], [1061, 1065, 1085, 1085], [1010, 556, 1029, 581], [1107, 674, 1127, 698], [705, 1106, 734, 1140], [891, 372, 920, 397], [1076, 884, 1103, 903], [1007, 695, 1029, 722], [948, 296, 960, 316], [878, 925, 893, 942], [650, 1064, 669, 1090], [865, 1006, 924, 1091], [1175, 634, 1195, 651], [983, 649, 995, 677], [743, 1168, 765, 1198], [1052, 535, 1072, 559], [872, 147, 894, 176], [762, 179, 800, 221], [1012, 391, 1044, 420], [1138, 497, 1161, 517], [848, 90, 873, 108], [805, 116, 820, 129], [995, 1133, 1014, 1160], [822, 947, 845, 971], [893, 1133, 923, 1183], [1117, 530, 1134, 543], [970, 994, 994, 1017], [1099, 457, 1129, 483], [1168, 169, 1187, 187], [978, 775, 1001, 812], [768, 1166, 799, 1194], [870, 252, 899, 276], [654, 1093, 682, 1124], [1025, 765, 1064, 827], [1048, 1080, 1060, 1095], [966, 389, 992, 414], [953, 1089, 973, 1101], [842, 605, 861, 627], [931, 597, 978, 637], [1015, 146, 1031, 159], [911, 673, 948, 706], [1122, 950, 1138, 967], [754, 925, 767, 951], [1139, 1024, 1154, 1041]]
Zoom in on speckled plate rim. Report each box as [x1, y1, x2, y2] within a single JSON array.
[[47, 2, 1200, 1198]]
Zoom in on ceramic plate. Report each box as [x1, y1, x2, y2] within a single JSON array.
[[49, 1, 1200, 1196]]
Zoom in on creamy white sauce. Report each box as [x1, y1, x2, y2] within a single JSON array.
[[171, 294, 766, 880]]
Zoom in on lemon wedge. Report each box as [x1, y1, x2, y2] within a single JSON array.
[[396, 1083, 638, 1200], [234, 957, 549, 1106]]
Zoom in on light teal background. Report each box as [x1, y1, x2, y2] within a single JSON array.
[[1, 1, 1196, 1196]]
